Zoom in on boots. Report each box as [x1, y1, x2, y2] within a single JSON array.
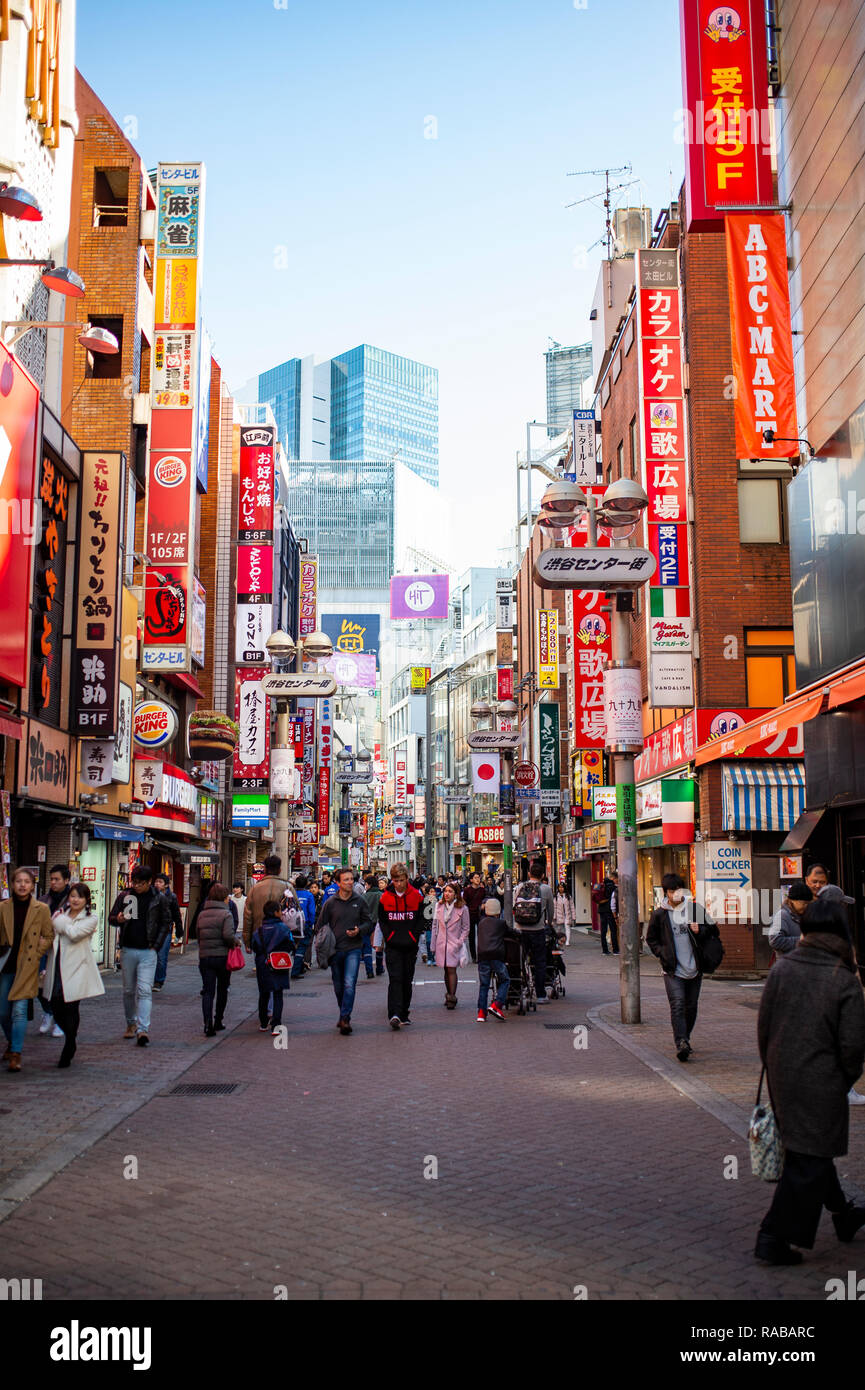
[[754, 1232, 802, 1265], [444, 994, 457, 1009], [833, 1202, 865, 1243], [7, 1052, 21, 1072]]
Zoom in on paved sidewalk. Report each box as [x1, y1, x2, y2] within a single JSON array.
[[1, 936, 864, 1299]]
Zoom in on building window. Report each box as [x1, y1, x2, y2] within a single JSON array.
[[629, 416, 637, 478], [616, 441, 624, 479], [737, 475, 784, 543], [85, 316, 123, 379], [745, 629, 795, 707], [93, 168, 129, 227]]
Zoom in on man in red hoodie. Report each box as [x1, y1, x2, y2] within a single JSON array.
[[378, 863, 425, 1029]]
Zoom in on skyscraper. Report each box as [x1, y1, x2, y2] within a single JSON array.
[[253, 344, 439, 486], [545, 341, 594, 436]]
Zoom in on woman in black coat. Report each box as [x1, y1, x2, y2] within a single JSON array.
[[755, 897, 865, 1264]]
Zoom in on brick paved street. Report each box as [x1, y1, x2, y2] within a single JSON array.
[[2, 936, 864, 1300]]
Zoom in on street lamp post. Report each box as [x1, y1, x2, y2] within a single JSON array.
[[532, 474, 651, 1025], [265, 627, 334, 875]]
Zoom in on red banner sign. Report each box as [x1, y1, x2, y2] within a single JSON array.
[[680, 0, 775, 230], [635, 707, 804, 782], [238, 426, 275, 542], [725, 213, 798, 459]]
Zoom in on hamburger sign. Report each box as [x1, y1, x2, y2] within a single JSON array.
[[133, 700, 179, 750]]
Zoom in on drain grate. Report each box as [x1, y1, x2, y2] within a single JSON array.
[[164, 1082, 243, 1096], [543, 1022, 586, 1030], [288, 992, 318, 998]]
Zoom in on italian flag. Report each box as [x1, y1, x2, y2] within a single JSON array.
[[650, 587, 690, 618], [661, 779, 695, 845]]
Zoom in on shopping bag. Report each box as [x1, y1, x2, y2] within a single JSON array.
[[749, 1067, 784, 1181], [226, 945, 246, 973]]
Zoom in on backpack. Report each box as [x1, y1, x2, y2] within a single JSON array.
[[698, 927, 724, 974], [513, 881, 543, 927]]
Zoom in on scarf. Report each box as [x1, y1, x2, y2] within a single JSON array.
[[443, 902, 455, 924], [799, 931, 857, 973]]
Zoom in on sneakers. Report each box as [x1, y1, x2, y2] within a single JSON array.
[[123, 1024, 137, 1039], [536, 996, 550, 1005], [848, 1088, 865, 1106], [477, 1009, 486, 1023], [400, 1018, 411, 1026], [258, 1021, 271, 1032], [489, 1003, 505, 1020], [152, 981, 164, 991], [389, 1016, 401, 1030], [833, 1202, 865, 1243], [754, 1233, 803, 1265], [271, 1025, 283, 1037], [39, 1014, 53, 1035], [51, 1022, 65, 1038], [136, 1032, 150, 1048]]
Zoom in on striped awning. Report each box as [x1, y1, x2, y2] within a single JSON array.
[[722, 762, 805, 832]]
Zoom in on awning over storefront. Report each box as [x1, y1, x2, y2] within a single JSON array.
[[92, 820, 145, 842], [695, 694, 823, 766], [722, 762, 805, 832], [779, 806, 828, 853], [163, 671, 206, 699], [0, 713, 24, 740]]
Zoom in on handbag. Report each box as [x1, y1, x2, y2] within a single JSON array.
[[749, 1066, 784, 1181], [268, 950, 293, 971], [226, 945, 245, 973]]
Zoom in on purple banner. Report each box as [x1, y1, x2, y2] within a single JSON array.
[[323, 653, 377, 690], [390, 573, 450, 620]]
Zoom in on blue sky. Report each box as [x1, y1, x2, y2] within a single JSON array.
[[78, 0, 685, 564]]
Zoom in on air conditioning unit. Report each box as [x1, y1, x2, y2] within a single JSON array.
[[133, 393, 151, 426], [139, 208, 157, 243]]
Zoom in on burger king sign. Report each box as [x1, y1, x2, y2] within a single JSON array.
[[133, 700, 179, 751]]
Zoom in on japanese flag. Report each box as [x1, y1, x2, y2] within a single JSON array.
[[471, 752, 500, 795]]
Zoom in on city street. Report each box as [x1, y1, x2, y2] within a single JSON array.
[[2, 934, 862, 1302]]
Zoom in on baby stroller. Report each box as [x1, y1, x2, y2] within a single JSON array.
[[545, 926, 567, 1000], [504, 929, 538, 1015]]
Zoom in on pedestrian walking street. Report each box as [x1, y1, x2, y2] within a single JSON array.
[[2, 935, 863, 1301]]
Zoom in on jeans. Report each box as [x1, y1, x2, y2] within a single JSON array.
[[425, 927, 434, 960], [760, 1150, 848, 1249], [199, 957, 230, 1028], [599, 909, 618, 953], [361, 935, 375, 979], [330, 948, 362, 1020], [522, 929, 548, 999], [121, 946, 157, 1033], [154, 929, 172, 986], [290, 933, 311, 980], [385, 945, 418, 1021], [662, 972, 702, 1045], [0, 972, 28, 1053], [477, 959, 509, 1011], [375, 949, 385, 976], [259, 984, 286, 1027]]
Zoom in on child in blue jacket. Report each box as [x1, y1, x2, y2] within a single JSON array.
[[252, 899, 295, 1035]]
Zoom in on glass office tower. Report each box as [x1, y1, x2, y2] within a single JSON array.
[[285, 458, 395, 592], [256, 344, 438, 485], [544, 341, 593, 436]]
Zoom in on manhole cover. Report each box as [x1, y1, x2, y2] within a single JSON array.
[[163, 1082, 243, 1096]]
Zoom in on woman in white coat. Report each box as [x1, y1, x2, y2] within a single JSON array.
[[553, 883, 575, 945], [43, 882, 104, 1068]]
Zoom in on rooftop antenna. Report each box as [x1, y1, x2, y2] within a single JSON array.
[[566, 164, 637, 260]]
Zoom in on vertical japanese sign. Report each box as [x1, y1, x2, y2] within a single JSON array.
[[679, 0, 774, 230], [636, 248, 694, 708], [299, 557, 318, 637], [569, 487, 610, 749], [318, 697, 331, 841], [536, 609, 559, 689], [72, 452, 124, 735], [143, 163, 205, 673], [496, 577, 514, 711], [0, 343, 39, 689], [233, 668, 269, 790], [300, 703, 316, 808], [725, 214, 798, 459], [29, 451, 70, 726], [539, 703, 561, 825], [571, 410, 598, 485], [236, 425, 275, 665]]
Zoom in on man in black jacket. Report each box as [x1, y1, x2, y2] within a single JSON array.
[[317, 867, 373, 1035], [108, 865, 172, 1047], [153, 871, 184, 990], [646, 872, 718, 1062]]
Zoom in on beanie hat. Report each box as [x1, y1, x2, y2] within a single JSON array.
[[483, 897, 502, 916]]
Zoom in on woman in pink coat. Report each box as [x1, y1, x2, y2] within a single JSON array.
[[430, 883, 470, 1009]]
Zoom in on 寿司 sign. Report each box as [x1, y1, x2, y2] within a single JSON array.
[[132, 757, 198, 830]]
